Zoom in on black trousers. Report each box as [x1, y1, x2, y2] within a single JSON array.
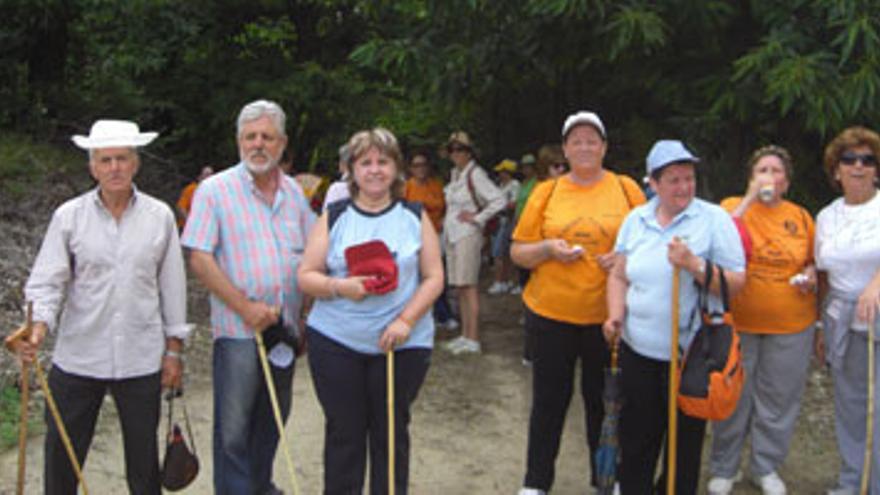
[[307, 328, 431, 495], [523, 308, 608, 490], [618, 342, 706, 495], [44, 365, 162, 495]]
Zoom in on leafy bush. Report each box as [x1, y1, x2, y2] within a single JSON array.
[[0, 134, 81, 199]]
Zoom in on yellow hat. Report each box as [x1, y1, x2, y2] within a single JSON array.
[[494, 159, 517, 173]]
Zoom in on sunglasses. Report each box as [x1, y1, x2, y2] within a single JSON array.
[[840, 152, 878, 167]]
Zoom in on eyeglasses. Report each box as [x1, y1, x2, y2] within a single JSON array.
[[448, 145, 468, 153], [840, 152, 878, 167]]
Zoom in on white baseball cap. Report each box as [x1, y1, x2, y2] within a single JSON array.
[[562, 111, 606, 141]]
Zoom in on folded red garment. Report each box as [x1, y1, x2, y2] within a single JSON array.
[[344, 240, 399, 295]]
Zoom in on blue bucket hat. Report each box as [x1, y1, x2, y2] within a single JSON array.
[[646, 140, 700, 175]]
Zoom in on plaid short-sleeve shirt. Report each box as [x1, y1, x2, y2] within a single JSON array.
[[181, 163, 316, 339]]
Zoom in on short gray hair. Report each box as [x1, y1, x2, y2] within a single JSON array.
[[339, 143, 352, 163], [236, 99, 286, 138]]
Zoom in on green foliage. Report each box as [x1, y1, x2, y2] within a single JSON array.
[[0, 134, 82, 198], [0, 0, 877, 202], [0, 384, 41, 450], [604, 3, 667, 60]]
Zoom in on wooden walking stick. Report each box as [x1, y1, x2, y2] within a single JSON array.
[[387, 349, 396, 495], [12, 302, 33, 495], [861, 316, 876, 495], [4, 303, 88, 495], [34, 359, 88, 495], [254, 330, 301, 495], [667, 267, 680, 495]]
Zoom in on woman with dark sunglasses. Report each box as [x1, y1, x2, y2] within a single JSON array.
[[815, 126, 880, 495], [441, 131, 504, 355]]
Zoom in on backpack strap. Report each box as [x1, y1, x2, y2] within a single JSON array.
[[465, 166, 485, 211], [698, 260, 730, 316], [615, 173, 635, 210]]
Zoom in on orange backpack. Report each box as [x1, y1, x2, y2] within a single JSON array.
[[677, 261, 744, 421]]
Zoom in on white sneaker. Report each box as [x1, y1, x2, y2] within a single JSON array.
[[517, 488, 546, 495], [509, 284, 522, 295], [707, 471, 742, 495], [443, 336, 467, 351], [451, 338, 481, 355], [487, 281, 508, 295], [753, 471, 786, 495], [826, 487, 856, 495]]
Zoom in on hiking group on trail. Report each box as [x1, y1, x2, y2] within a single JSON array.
[[6, 100, 880, 495]]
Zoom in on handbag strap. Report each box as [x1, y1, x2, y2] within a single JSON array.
[[165, 390, 175, 441], [165, 390, 198, 457], [179, 393, 197, 457], [465, 166, 484, 211], [697, 259, 730, 315]]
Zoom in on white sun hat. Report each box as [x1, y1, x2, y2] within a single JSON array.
[[72, 119, 158, 149]]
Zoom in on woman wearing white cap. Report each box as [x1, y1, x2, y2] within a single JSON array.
[[511, 111, 645, 494], [604, 140, 746, 494]]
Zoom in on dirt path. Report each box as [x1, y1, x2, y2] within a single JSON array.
[[0, 285, 842, 494]]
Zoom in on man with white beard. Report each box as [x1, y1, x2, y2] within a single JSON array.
[[181, 100, 315, 494]]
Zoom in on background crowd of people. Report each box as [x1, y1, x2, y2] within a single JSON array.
[[8, 99, 880, 495]]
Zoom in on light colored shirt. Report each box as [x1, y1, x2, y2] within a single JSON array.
[[181, 164, 316, 339], [322, 175, 350, 212], [815, 190, 880, 331], [499, 179, 521, 211], [443, 160, 504, 243], [25, 187, 190, 379], [308, 200, 434, 354], [614, 197, 745, 361]]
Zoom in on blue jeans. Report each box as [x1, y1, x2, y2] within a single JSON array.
[[213, 338, 295, 495]]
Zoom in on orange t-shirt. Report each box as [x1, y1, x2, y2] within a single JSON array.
[[720, 197, 817, 334], [176, 182, 198, 229], [513, 172, 646, 325], [403, 177, 445, 232]]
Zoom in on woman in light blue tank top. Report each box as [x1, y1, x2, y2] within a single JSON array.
[[298, 127, 444, 494]]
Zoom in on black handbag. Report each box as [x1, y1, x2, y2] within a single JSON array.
[[161, 390, 199, 491], [262, 315, 305, 357]]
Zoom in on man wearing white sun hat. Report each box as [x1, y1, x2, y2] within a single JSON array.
[[15, 119, 191, 494]]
